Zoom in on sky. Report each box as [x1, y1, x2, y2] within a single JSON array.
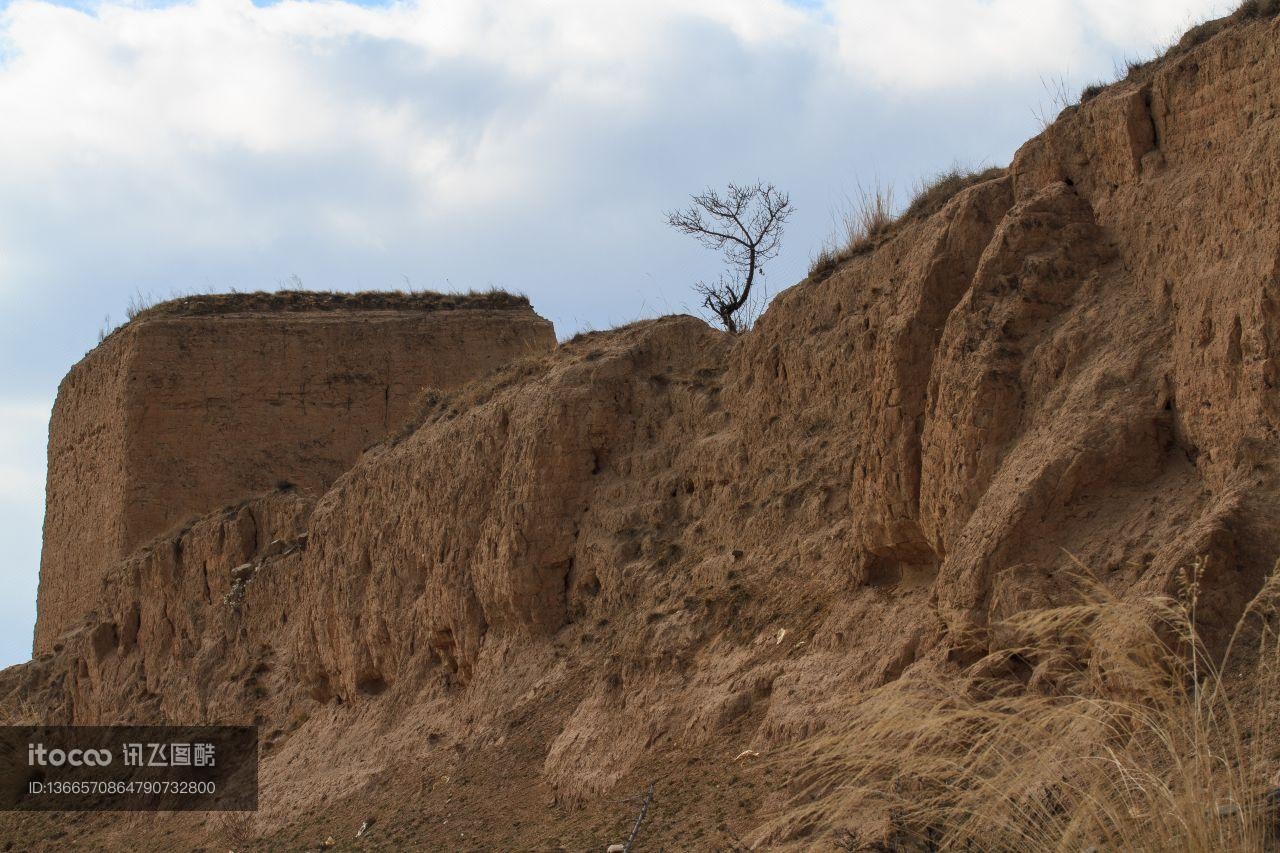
[[0, 0, 1235, 667]]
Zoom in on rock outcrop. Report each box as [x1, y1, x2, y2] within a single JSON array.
[[4, 8, 1280, 851]]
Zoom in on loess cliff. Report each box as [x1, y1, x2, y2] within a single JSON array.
[[4, 7, 1280, 850]]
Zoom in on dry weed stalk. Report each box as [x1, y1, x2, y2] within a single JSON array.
[[0, 695, 44, 725], [809, 167, 1002, 283], [212, 810, 258, 850], [810, 184, 896, 281], [778, 564, 1280, 851]]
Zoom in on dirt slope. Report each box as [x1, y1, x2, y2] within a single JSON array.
[[4, 9, 1280, 850]]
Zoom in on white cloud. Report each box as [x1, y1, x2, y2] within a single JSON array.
[[827, 0, 1235, 90], [0, 0, 1231, 248]]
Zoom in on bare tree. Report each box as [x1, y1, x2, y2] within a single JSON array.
[[667, 181, 793, 334]]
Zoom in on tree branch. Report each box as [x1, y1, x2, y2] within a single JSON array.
[[622, 782, 655, 852], [668, 181, 792, 333]]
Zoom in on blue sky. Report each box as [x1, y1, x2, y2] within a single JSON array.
[[0, 0, 1234, 667]]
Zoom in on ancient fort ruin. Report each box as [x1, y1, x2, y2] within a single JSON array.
[[35, 292, 554, 651]]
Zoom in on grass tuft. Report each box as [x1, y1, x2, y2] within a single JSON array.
[[1234, 0, 1280, 20], [808, 184, 896, 282], [1080, 82, 1107, 103], [901, 166, 1005, 222], [770, 563, 1280, 850], [809, 167, 1005, 283], [91, 286, 533, 351], [0, 695, 45, 725], [125, 287, 530, 323]]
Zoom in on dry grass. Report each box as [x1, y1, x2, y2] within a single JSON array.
[[211, 811, 259, 851], [90, 286, 532, 352], [0, 695, 44, 725], [1175, 0, 1278, 53], [901, 166, 1005, 222], [125, 288, 160, 321], [1235, 0, 1280, 20], [809, 184, 897, 282], [126, 287, 529, 323], [1079, 82, 1108, 103], [809, 168, 1005, 283], [773, 563, 1280, 851]]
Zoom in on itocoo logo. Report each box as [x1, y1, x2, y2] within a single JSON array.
[[27, 743, 113, 767]]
